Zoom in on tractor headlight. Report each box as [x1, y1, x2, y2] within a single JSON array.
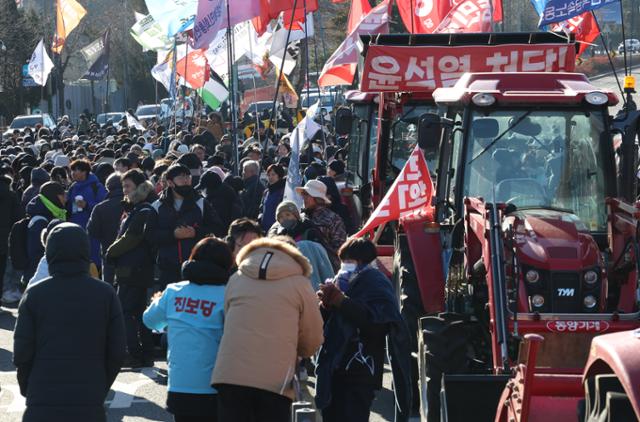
[[584, 270, 598, 285], [472, 93, 496, 107], [526, 270, 540, 284], [583, 295, 597, 309], [531, 294, 545, 308]]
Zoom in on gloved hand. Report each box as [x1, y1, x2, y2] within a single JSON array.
[[317, 282, 346, 309]]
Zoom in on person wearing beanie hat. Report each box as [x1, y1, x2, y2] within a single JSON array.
[[147, 163, 224, 289], [268, 200, 327, 246], [141, 156, 155, 178], [196, 169, 243, 229], [26, 218, 64, 288], [87, 173, 125, 286], [21, 181, 67, 284], [176, 152, 203, 186], [259, 164, 286, 232], [13, 223, 126, 422], [21, 167, 50, 209], [106, 169, 157, 367], [327, 159, 346, 182]]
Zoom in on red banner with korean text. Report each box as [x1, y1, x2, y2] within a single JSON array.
[[353, 146, 433, 238], [176, 49, 209, 89], [552, 12, 599, 57], [360, 43, 576, 92], [396, 0, 453, 34]]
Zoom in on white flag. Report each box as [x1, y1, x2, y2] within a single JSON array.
[[28, 39, 54, 86], [126, 112, 145, 131], [284, 101, 322, 208]]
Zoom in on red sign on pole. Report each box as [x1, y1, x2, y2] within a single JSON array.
[[360, 43, 577, 92]]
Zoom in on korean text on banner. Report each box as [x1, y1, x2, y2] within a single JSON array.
[[28, 39, 55, 86], [359, 43, 576, 92], [353, 146, 433, 238], [539, 0, 616, 27]]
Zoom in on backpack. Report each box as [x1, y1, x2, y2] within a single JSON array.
[[9, 216, 47, 271]]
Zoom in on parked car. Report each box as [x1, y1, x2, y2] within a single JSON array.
[[96, 112, 125, 128], [135, 104, 162, 124], [300, 91, 337, 114], [617, 39, 640, 54], [2, 114, 56, 138]]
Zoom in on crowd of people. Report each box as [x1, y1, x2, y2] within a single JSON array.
[[1, 108, 411, 422]]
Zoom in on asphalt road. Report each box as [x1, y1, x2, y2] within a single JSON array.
[[0, 303, 408, 422], [591, 65, 640, 114]]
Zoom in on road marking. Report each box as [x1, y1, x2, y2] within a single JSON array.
[[0, 369, 161, 412]]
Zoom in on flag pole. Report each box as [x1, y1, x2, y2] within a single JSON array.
[[225, 0, 240, 175], [182, 41, 189, 124], [302, 3, 325, 148], [247, 29, 261, 144], [267, 0, 299, 153]]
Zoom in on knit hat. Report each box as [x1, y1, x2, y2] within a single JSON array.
[[276, 201, 300, 221], [328, 159, 345, 176]]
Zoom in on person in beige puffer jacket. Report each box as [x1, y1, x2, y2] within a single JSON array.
[[212, 237, 324, 422]]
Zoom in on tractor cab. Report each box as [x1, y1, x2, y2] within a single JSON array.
[[415, 71, 640, 421]]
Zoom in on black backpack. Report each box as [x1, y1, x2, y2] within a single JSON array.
[[9, 216, 47, 271]]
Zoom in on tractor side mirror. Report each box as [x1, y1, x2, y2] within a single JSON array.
[[335, 107, 353, 136], [418, 113, 442, 149]]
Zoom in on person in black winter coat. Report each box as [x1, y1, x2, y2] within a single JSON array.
[[147, 164, 225, 289], [88, 173, 125, 286], [23, 182, 68, 285], [21, 168, 50, 209], [13, 223, 126, 422], [196, 169, 242, 230], [106, 169, 157, 368], [0, 175, 23, 300], [239, 160, 265, 220]]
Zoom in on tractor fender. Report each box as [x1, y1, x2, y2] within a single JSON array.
[[582, 329, 640, 419]]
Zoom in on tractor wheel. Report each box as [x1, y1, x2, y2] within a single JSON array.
[[583, 374, 635, 422], [393, 232, 425, 415], [418, 313, 476, 422]]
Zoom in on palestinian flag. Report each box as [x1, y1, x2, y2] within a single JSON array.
[[197, 71, 229, 109]]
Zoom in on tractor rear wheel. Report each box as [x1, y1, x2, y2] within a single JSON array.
[[583, 374, 635, 422], [393, 232, 425, 415], [418, 313, 476, 422]]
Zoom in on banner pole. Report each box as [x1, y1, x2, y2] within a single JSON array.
[[225, 0, 240, 175]]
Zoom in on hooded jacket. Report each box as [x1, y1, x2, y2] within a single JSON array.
[[87, 178, 125, 257], [0, 179, 22, 255], [24, 196, 57, 282], [21, 168, 50, 209], [199, 171, 243, 228], [211, 238, 324, 400], [143, 259, 228, 394], [13, 223, 126, 422], [67, 173, 107, 229]]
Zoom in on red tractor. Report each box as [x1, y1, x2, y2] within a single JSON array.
[[337, 33, 640, 420]]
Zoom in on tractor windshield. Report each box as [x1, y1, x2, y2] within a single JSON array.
[[463, 108, 608, 231], [347, 103, 377, 187], [389, 104, 439, 180]]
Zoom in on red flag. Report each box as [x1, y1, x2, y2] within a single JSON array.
[[176, 49, 209, 89], [353, 146, 433, 238], [347, 0, 372, 34], [253, 0, 318, 35], [435, 0, 492, 33], [318, 0, 390, 87], [396, 0, 453, 34], [552, 12, 599, 57], [493, 0, 503, 22]]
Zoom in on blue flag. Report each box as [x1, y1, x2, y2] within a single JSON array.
[[538, 0, 618, 27]]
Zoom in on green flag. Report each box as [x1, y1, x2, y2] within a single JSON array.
[[130, 13, 172, 52], [197, 76, 228, 110]]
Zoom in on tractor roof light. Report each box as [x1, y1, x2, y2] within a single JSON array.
[[531, 294, 545, 308], [585, 91, 608, 106], [584, 295, 597, 309], [624, 75, 636, 90], [472, 93, 496, 107], [584, 270, 598, 285]]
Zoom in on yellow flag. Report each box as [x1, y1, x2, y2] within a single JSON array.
[[51, 0, 87, 54], [277, 69, 299, 109]]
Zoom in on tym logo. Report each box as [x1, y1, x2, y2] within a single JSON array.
[[557, 288, 575, 297]]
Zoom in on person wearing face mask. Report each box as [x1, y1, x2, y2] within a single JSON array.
[[268, 201, 326, 245], [315, 238, 412, 422], [147, 164, 225, 290], [105, 169, 157, 368]]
